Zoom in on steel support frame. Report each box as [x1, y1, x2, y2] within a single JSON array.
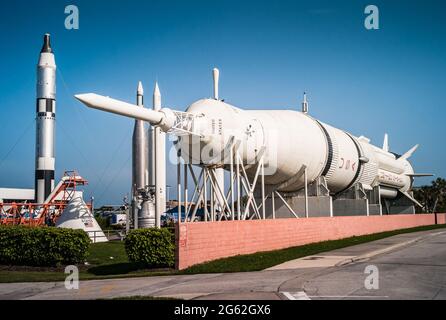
[[176, 140, 310, 222]]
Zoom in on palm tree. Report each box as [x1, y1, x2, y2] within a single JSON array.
[[432, 178, 446, 212], [414, 178, 446, 213]]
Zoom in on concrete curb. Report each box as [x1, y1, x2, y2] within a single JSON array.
[[336, 230, 446, 267]]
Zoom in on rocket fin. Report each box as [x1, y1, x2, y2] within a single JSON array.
[[406, 173, 434, 177], [358, 136, 371, 143], [399, 144, 419, 160], [400, 191, 423, 208], [382, 133, 389, 152]]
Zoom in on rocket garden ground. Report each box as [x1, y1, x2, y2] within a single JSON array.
[[0, 223, 445, 283]]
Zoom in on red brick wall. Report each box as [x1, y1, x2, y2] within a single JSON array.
[[175, 213, 446, 270]]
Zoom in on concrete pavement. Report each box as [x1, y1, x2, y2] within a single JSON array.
[[0, 228, 445, 300]]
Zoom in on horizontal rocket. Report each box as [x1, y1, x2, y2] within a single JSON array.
[[75, 83, 425, 206]]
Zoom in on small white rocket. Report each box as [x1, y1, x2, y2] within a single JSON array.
[[213, 68, 225, 212], [153, 82, 166, 227]]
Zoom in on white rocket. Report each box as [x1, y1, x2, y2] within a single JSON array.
[[75, 73, 427, 208], [35, 34, 56, 204], [133, 81, 148, 190], [212, 69, 225, 212], [152, 82, 166, 227], [132, 82, 155, 229]]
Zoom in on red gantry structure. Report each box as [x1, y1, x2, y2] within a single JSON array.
[[0, 171, 90, 227]]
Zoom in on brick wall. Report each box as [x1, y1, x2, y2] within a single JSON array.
[[175, 213, 446, 270]]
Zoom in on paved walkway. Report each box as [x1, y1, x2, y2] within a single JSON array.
[[0, 229, 445, 300]]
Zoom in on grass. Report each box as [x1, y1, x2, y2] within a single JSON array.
[[86, 241, 129, 265], [0, 223, 445, 283]]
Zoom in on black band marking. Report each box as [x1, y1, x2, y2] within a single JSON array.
[[46, 99, 54, 113], [340, 133, 363, 193], [37, 112, 56, 118], [317, 121, 334, 177], [35, 170, 55, 202], [36, 98, 55, 113]]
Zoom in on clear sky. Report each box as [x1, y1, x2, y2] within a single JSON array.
[[0, 0, 445, 206]]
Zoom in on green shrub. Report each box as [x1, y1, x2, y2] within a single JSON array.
[[0, 226, 91, 267], [125, 228, 175, 268]]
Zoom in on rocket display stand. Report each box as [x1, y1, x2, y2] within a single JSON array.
[[175, 139, 416, 222], [175, 169, 416, 223], [175, 139, 314, 222], [175, 139, 268, 222]]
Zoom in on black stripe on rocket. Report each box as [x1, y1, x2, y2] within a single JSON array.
[[35, 170, 55, 202], [316, 120, 363, 195], [317, 121, 334, 177], [36, 98, 55, 113]]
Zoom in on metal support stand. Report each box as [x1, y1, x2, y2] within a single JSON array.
[[304, 167, 308, 218], [173, 141, 341, 222], [177, 155, 182, 223], [175, 140, 272, 222]]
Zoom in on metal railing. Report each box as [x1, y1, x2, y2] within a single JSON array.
[[87, 230, 126, 242]]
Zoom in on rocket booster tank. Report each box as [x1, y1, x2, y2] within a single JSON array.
[[75, 90, 421, 203], [132, 82, 148, 190], [153, 82, 166, 226], [132, 82, 155, 228], [35, 34, 56, 204]]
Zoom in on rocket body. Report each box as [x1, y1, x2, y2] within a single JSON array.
[[132, 82, 148, 189], [212, 68, 225, 211], [75, 95, 418, 201], [181, 99, 414, 197], [35, 34, 56, 204], [132, 82, 154, 228], [153, 83, 166, 227]]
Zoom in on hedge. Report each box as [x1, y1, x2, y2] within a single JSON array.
[[0, 226, 91, 267], [125, 228, 175, 268]]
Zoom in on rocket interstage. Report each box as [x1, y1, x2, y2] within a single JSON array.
[[35, 34, 56, 204], [75, 92, 419, 203]]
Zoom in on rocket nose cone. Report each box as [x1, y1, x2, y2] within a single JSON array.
[[153, 82, 161, 97], [41, 33, 53, 53], [137, 81, 144, 95], [75, 93, 96, 108]]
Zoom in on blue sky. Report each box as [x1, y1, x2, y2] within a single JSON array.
[[0, 0, 445, 206]]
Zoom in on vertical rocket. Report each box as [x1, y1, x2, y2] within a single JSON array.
[[133, 81, 148, 190], [213, 68, 225, 212], [153, 82, 166, 227], [35, 34, 56, 204]]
